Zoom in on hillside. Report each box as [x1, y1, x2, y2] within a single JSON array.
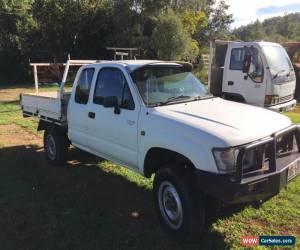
[[233, 12, 300, 42]]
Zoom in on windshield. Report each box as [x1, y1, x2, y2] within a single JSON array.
[[130, 65, 208, 106], [262, 45, 293, 76]]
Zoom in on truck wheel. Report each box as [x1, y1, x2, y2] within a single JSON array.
[[153, 165, 204, 240], [221, 93, 227, 100], [44, 127, 68, 166]]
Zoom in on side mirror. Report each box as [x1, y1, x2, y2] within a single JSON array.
[[242, 54, 252, 74], [103, 96, 120, 114]]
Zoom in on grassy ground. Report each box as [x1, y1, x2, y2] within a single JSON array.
[[0, 84, 299, 249]]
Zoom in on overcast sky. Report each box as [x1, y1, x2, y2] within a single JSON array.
[[225, 0, 300, 28]]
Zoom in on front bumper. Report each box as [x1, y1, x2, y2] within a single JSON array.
[[267, 99, 296, 112], [195, 125, 300, 204]]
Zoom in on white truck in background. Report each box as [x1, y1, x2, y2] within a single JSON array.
[[20, 60, 300, 239], [209, 40, 297, 112]]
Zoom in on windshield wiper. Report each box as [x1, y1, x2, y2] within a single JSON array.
[[272, 69, 286, 80], [193, 93, 214, 100], [158, 95, 193, 105]]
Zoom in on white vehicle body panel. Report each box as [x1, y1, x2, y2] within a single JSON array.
[[222, 43, 267, 106], [21, 92, 63, 122], [84, 64, 140, 168], [138, 98, 291, 173]]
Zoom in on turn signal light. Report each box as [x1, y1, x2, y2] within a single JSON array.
[[265, 95, 279, 106]]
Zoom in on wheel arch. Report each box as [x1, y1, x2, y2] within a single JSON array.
[[38, 119, 68, 134], [222, 92, 246, 103], [143, 147, 196, 178]]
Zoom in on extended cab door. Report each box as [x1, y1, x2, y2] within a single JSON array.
[[68, 67, 95, 147], [86, 66, 139, 167], [222, 46, 266, 105]]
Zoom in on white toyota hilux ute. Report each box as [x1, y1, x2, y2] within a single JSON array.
[[21, 60, 300, 238]]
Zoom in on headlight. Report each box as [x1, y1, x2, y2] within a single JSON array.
[[213, 148, 239, 173]]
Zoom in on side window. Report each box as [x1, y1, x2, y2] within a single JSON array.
[[248, 48, 264, 83], [94, 68, 135, 110], [230, 48, 245, 70], [75, 68, 94, 104], [230, 47, 264, 83]]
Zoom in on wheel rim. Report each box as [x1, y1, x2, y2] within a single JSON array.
[[158, 181, 183, 230], [46, 134, 56, 161]]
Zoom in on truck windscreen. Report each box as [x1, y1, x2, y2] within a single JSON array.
[[131, 65, 208, 106], [262, 45, 293, 77]]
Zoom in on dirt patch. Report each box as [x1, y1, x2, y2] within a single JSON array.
[[0, 85, 71, 102], [250, 218, 300, 237], [0, 124, 41, 147], [0, 88, 31, 102], [293, 105, 300, 113], [250, 218, 266, 229]]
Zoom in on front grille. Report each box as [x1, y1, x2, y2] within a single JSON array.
[[279, 94, 293, 103], [242, 144, 271, 174], [236, 126, 300, 182], [276, 131, 297, 157]]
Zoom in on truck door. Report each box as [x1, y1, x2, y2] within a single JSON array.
[[68, 67, 95, 147], [87, 66, 139, 167], [222, 46, 266, 105]]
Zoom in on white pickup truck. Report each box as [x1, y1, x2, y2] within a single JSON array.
[[21, 60, 300, 238]]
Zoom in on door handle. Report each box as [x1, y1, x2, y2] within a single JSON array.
[[228, 81, 234, 86], [88, 112, 95, 119], [127, 120, 135, 126]]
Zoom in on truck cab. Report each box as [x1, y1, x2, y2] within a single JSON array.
[[209, 41, 297, 112]]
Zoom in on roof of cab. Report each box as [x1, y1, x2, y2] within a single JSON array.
[[92, 60, 182, 72], [226, 40, 282, 48]]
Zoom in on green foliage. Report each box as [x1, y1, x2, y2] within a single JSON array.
[[151, 10, 191, 60], [233, 13, 300, 42], [0, 0, 233, 81], [0, 0, 35, 79], [195, 0, 233, 42], [180, 10, 207, 35]]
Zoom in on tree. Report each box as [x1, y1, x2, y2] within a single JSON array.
[[194, 0, 233, 43], [0, 0, 35, 79], [233, 13, 300, 42], [233, 20, 265, 41], [151, 10, 191, 60], [0, 0, 234, 81]]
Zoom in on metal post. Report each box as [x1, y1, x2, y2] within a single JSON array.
[[60, 58, 70, 99], [208, 40, 213, 92], [33, 65, 38, 94]]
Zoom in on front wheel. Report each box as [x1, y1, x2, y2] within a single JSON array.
[[44, 127, 68, 166], [153, 165, 205, 239]]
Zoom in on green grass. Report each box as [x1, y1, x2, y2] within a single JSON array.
[[285, 110, 300, 123], [0, 101, 38, 134], [0, 98, 299, 249], [212, 177, 300, 249]]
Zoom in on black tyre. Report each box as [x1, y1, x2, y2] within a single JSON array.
[[221, 93, 227, 100], [153, 165, 205, 240], [44, 126, 68, 166]]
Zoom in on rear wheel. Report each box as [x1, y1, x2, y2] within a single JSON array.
[[153, 165, 205, 240], [44, 127, 68, 166]]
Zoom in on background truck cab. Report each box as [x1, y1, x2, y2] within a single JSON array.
[[209, 40, 297, 112]]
